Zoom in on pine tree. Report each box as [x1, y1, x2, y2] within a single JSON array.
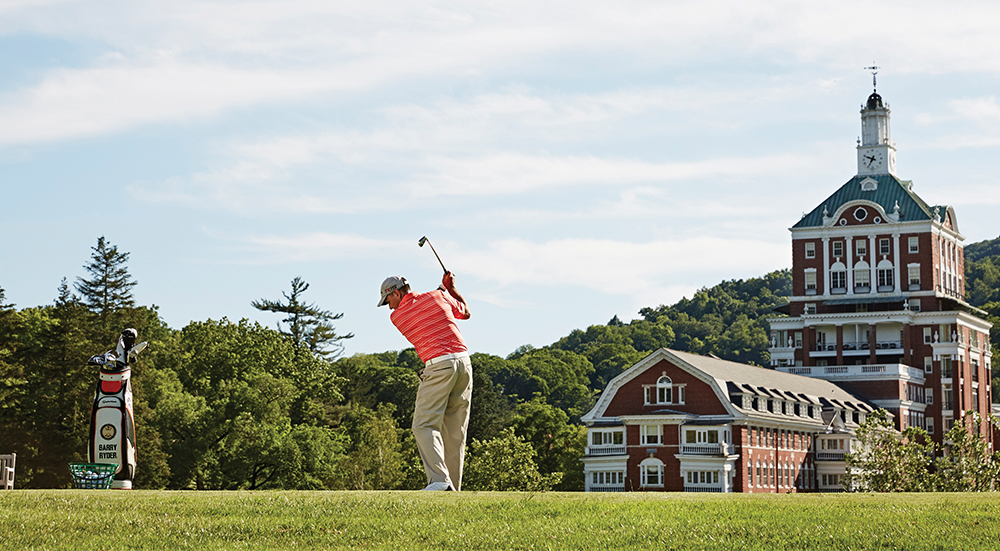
[[75, 236, 137, 320], [252, 277, 353, 359]]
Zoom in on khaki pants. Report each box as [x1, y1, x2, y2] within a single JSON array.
[[412, 354, 473, 490]]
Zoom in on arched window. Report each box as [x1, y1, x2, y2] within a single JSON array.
[[640, 458, 663, 487], [830, 261, 847, 293], [854, 260, 871, 291], [877, 259, 894, 291], [657, 376, 672, 404]]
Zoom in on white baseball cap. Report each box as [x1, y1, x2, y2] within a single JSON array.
[[378, 276, 407, 307]]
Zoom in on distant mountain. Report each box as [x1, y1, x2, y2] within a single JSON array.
[[965, 235, 1000, 264]]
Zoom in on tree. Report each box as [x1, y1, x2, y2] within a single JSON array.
[[253, 276, 353, 359], [334, 404, 411, 490], [147, 318, 345, 489], [75, 236, 137, 331], [935, 410, 1000, 492], [0, 286, 25, 416], [510, 396, 587, 491], [463, 428, 563, 491], [845, 409, 937, 492], [467, 355, 515, 443], [494, 347, 595, 419]]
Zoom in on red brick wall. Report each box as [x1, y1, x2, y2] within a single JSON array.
[[603, 358, 729, 418], [833, 378, 902, 401]]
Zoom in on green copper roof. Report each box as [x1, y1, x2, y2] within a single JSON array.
[[793, 174, 942, 229]]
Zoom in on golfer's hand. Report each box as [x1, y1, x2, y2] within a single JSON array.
[[442, 271, 456, 291]]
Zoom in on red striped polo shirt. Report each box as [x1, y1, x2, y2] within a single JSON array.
[[390, 289, 469, 363]]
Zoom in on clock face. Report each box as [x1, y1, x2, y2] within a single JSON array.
[[863, 150, 884, 170]]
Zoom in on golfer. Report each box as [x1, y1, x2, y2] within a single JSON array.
[[379, 272, 472, 491]]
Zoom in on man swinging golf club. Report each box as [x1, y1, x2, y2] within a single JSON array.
[[379, 238, 471, 491]]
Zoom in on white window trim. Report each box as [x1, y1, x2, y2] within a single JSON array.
[[590, 428, 625, 447], [642, 381, 686, 406], [640, 424, 663, 446], [639, 458, 664, 488]]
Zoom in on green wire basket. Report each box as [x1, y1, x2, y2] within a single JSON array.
[[69, 463, 118, 489]]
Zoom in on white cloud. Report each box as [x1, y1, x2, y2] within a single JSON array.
[[125, 78, 837, 215], [4, 1, 1000, 148], [223, 230, 788, 311], [0, 60, 350, 146], [403, 151, 813, 197], [451, 236, 787, 306]]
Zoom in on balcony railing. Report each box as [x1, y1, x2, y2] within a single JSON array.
[[682, 444, 734, 456], [684, 486, 724, 493], [816, 452, 847, 461], [813, 341, 901, 354], [587, 445, 626, 456], [875, 341, 902, 350], [777, 363, 924, 381]]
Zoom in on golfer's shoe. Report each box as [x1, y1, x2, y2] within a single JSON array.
[[421, 482, 453, 491]]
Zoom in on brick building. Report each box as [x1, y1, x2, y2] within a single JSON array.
[[581, 349, 874, 492], [767, 87, 993, 445], [581, 85, 993, 493]]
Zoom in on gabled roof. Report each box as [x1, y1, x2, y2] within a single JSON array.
[[793, 174, 944, 229], [666, 349, 867, 405], [582, 348, 874, 423]]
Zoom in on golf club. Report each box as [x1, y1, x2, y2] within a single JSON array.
[[418, 236, 447, 273]]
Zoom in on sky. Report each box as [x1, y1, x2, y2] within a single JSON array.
[[2, 1, 999, 357]]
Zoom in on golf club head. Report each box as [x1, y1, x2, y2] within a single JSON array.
[[418, 236, 428, 247]]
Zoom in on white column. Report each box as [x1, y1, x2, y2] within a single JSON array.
[[869, 234, 876, 290], [822, 237, 830, 296], [893, 233, 901, 295], [846, 236, 854, 294]]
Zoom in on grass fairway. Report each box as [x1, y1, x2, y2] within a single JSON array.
[[2, 490, 998, 550]]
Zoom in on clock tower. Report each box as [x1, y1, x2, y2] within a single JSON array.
[[856, 90, 897, 176]]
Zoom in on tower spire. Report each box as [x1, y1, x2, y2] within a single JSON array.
[[863, 64, 880, 92]]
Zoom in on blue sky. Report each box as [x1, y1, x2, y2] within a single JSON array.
[[2, 1, 998, 357]]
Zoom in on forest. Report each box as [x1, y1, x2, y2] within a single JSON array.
[[1, 235, 998, 490]]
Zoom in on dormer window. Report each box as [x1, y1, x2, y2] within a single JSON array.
[[860, 177, 878, 191]]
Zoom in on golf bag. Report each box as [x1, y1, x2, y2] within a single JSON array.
[[87, 328, 147, 489]]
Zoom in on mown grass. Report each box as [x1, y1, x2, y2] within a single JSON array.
[[1, 490, 998, 550]]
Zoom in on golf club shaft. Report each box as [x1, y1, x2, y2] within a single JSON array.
[[426, 241, 447, 273]]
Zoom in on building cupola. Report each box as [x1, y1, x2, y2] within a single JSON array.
[[866, 91, 883, 110], [857, 65, 896, 176]]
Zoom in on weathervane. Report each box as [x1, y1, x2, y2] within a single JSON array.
[[863, 63, 880, 92]]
